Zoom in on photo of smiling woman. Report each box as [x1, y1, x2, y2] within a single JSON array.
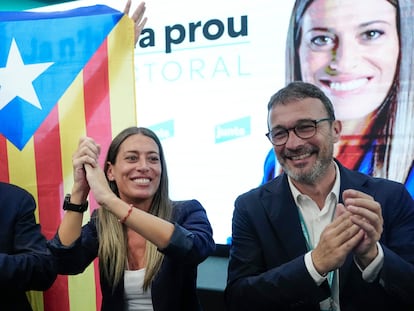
[[263, 0, 414, 196]]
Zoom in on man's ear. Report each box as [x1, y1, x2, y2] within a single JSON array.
[[332, 120, 342, 143]]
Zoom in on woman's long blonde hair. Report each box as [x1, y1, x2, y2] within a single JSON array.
[[96, 127, 172, 291]]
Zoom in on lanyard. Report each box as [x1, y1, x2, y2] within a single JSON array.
[[298, 210, 336, 311]]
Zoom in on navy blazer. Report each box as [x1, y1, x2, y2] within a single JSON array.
[[225, 160, 414, 311], [48, 199, 215, 311], [0, 182, 57, 311]]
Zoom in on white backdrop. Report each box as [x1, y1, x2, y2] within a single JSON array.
[[36, 0, 295, 244]]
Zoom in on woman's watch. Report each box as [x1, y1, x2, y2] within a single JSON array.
[[63, 194, 88, 213]]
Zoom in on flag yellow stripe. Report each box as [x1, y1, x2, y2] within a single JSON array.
[[7, 139, 39, 214], [58, 72, 87, 194], [26, 291, 44, 311], [108, 15, 137, 135], [58, 73, 97, 311]]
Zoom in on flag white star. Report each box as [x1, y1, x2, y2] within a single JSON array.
[[0, 38, 54, 110]]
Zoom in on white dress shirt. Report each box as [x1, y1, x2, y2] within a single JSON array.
[[288, 161, 384, 310]]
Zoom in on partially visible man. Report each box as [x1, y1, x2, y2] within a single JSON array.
[[0, 182, 57, 310], [225, 81, 414, 310]]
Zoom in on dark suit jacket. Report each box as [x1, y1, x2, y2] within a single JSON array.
[[0, 182, 57, 311], [225, 160, 414, 311], [48, 199, 216, 311]]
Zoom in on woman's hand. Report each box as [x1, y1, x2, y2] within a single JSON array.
[[84, 163, 117, 209], [71, 137, 101, 201], [59, 137, 101, 246]]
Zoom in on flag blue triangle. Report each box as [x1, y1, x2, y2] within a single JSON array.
[[0, 5, 123, 150]]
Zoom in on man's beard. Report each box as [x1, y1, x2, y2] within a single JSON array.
[[285, 157, 331, 185], [278, 144, 334, 185]]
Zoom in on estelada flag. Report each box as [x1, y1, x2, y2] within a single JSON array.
[[0, 5, 137, 311]]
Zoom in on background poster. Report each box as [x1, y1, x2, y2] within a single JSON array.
[[133, 0, 294, 245]]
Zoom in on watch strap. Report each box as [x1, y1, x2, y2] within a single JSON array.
[[63, 194, 88, 213]]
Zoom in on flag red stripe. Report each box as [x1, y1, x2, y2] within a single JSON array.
[[33, 106, 70, 311], [84, 38, 113, 162], [83, 38, 113, 311], [0, 135, 9, 182], [34, 105, 64, 239]]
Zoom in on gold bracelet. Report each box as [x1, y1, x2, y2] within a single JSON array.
[[119, 204, 133, 223]]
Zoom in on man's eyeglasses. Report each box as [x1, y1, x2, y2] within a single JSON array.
[[266, 118, 332, 146]]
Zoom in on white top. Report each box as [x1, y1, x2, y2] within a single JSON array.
[[288, 162, 340, 311], [124, 269, 153, 311]]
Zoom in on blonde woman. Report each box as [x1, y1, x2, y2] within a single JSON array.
[[48, 127, 215, 310]]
